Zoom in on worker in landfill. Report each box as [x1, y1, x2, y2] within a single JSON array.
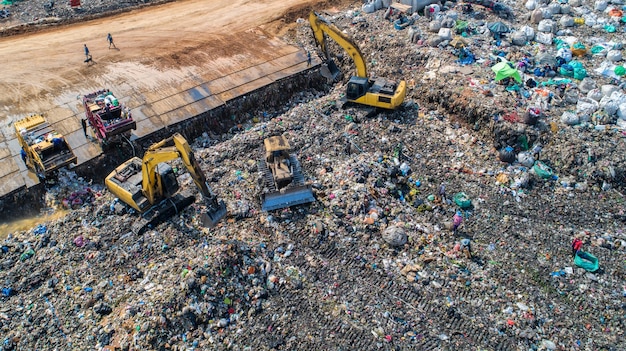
[[307, 51, 311, 66], [452, 210, 463, 235], [460, 238, 472, 259], [84, 44, 92, 63], [107, 33, 116, 49], [572, 237, 583, 257], [344, 137, 352, 156], [438, 183, 446, 203], [81, 118, 88, 137]]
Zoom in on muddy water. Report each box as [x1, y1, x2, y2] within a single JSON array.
[[0, 209, 69, 238]]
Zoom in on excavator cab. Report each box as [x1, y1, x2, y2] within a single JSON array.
[[346, 77, 369, 100], [157, 163, 179, 199]]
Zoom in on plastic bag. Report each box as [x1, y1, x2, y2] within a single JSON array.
[[453, 192, 472, 209], [574, 251, 599, 272]]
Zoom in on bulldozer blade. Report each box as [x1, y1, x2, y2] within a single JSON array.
[[261, 185, 316, 211], [200, 200, 227, 228]]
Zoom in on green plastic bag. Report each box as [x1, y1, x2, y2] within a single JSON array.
[[573, 67, 587, 80], [569, 60, 583, 70], [453, 192, 472, 209], [615, 66, 626, 76], [533, 161, 554, 179], [559, 66, 574, 77], [591, 45, 606, 55], [574, 251, 599, 272]]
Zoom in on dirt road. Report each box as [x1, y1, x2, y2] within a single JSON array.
[[0, 0, 332, 116]]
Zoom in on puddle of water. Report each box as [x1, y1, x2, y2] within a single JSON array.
[[0, 209, 69, 238]]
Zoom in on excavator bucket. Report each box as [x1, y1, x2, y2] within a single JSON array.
[[200, 199, 227, 227], [321, 59, 341, 82], [261, 185, 316, 212]]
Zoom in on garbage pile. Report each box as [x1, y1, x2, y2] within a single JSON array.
[[0, 0, 168, 26], [2, 0, 626, 350]]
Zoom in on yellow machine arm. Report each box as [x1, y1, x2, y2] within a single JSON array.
[[142, 133, 212, 205], [309, 11, 368, 78]]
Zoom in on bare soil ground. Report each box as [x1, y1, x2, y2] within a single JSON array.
[[0, 0, 350, 115]]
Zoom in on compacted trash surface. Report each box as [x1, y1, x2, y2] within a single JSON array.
[[1, 0, 626, 350]]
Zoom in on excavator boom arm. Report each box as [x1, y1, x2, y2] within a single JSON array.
[[141, 134, 212, 204], [309, 11, 368, 78]]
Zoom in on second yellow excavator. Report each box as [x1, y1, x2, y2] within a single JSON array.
[[309, 11, 406, 110], [105, 133, 226, 234]]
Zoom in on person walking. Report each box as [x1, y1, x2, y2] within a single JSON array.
[[307, 51, 311, 66], [81, 118, 88, 137], [84, 44, 92, 63], [107, 33, 116, 49]]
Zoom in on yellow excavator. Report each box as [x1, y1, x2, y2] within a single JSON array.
[[309, 11, 406, 110], [105, 133, 226, 233]]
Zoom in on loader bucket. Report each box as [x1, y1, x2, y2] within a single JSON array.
[[261, 185, 316, 211], [200, 199, 227, 228]]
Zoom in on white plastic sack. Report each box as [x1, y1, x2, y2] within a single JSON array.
[[525, 0, 537, 10], [587, 89, 603, 101], [441, 17, 455, 28], [560, 36, 579, 47], [561, 111, 580, 125], [582, 13, 597, 26], [610, 90, 626, 105], [538, 19, 555, 33], [438, 28, 452, 40], [606, 50, 622, 62], [535, 32, 553, 45], [362, 2, 377, 13], [595, 0, 608, 11], [517, 152, 535, 167], [548, 3, 561, 14], [579, 78, 597, 94], [576, 97, 599, 116], [560, 4, 572, 14], [382, 0, 391, 7], [594, 61, 619, 79], [511, 31, 528, 46], [541, 7, 553, 19], [565, 89, 579, 104], [557, 47, 572, 62], [569, 0, 582, 6], [519, 26, 535, 41], [428, 20, 441, 32], [601, 85, 619, 97], [408, 27, 421, 43], [559, 15, 574, 27], [600, 97, 619, 116], [446, 11, 459, 20], [618, 103, 626, 120]]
